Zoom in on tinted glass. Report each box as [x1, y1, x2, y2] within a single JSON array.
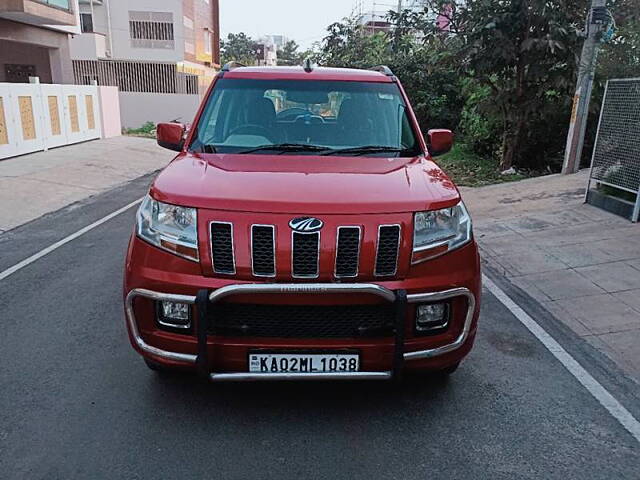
[[191, 78, 419, 156]]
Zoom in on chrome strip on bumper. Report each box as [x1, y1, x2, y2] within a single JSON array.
[[404, 288, 476, 360], [209, 371, 393, 382], [207, 282, 397, 303], [125, 289, 197, 364], [125, 284, 476, 379]]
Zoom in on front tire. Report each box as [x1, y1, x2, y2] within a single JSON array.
[[144, 357, 172, 374], [436, 362, 460, 377]]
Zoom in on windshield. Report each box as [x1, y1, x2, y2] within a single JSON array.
[[190, 78, 421, 156]]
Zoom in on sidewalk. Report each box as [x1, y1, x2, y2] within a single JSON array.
[[463, 171, 640, 383], [0, 136, 172, 232]]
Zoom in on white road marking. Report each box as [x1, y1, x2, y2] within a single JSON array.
[[0, 198, 143, 282], [483, 274, 640, 444]]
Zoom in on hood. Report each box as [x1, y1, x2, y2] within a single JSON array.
[[150, 153, 460, 214]]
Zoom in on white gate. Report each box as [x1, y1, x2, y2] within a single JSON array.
[[0, 82, 102, 160]]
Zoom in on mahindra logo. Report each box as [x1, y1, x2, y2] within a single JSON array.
[[289, 217, 323, 233]]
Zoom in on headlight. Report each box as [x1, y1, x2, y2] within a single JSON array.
[[412, 202, 472, 264], [136, 195, 199, 262]]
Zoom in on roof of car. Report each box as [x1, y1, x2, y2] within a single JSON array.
[[221, 66, 394, 83]]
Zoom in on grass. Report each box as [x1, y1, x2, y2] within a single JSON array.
[[437, 143, 528, 187], [123, 121, 156, 139]]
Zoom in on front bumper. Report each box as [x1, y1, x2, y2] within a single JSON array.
[[125, 283, 476, 382]]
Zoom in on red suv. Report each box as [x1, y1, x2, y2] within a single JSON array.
[[123, 64, 481, 382]]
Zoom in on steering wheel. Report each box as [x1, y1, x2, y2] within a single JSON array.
[[227, 124, 273, 140], [294, 114, 326, 125]]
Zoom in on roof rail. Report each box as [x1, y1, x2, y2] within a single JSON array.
[[370, 65, 395, 76], [221, 61, 246, 72]]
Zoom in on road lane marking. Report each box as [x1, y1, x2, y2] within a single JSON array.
[[0, 198, 143, 282], [483, 274, 640, 444]]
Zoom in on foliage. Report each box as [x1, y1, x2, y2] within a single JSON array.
[[316, 18, 390, 69], [429, 0, 587, 170], [313, 2, 592, 172], [123, 121, 155, 138], [221, 32, 258, 65], [277, 40, 305, 66], [437, 143, 527, 187]]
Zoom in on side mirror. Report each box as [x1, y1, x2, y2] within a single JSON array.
[[157, 123, 186, 152], [427, 129, 454, 157]]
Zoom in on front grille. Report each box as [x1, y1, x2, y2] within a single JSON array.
[[251, 225, 275, 277], [208, 219, 401, 279], [292, 232, 319, 278], [208, 303, 396, 338], [210, 222, 235, 274], [375, 225, 401, 276], [335, 227, 361, 277]]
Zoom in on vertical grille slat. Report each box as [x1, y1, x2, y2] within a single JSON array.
[[375, 225, 401, 277], [335, 227, 361, 278], [292, 232, 320, 278], [251, 225, 276, 277], [210, 222, 235, 274]]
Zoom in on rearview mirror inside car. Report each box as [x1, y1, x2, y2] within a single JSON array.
[[427, 129, 454, 157], [157, 123, 186, 152]]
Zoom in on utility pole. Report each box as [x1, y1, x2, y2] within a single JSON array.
[[562, 0, 609, 174], [397, 0, 403, 13]]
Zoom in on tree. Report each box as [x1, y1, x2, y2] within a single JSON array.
[[316, 18, 390, 69], [277, 40, 304, 66], [420, 0, 588, 170], [312, 1, 639, 173], [221, 32, 258, 65]]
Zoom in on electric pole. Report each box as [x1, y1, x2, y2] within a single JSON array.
[[562, 0, 609, 174]]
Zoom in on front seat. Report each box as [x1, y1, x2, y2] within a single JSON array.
[[247, 97, 277, 132], [337, 99, 369, 146]]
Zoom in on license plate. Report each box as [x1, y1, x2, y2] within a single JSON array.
[[249, 353, 360, 373]]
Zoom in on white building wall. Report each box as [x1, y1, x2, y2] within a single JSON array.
[[118, 92, 200, 128], [76, 0, 184, 62]]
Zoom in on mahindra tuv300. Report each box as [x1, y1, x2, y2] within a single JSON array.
[[123, 64, 481, 382]]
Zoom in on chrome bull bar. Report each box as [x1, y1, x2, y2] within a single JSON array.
[[125, 283, 476, 381]]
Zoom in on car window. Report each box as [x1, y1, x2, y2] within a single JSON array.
[[191, 78, 421, 156]]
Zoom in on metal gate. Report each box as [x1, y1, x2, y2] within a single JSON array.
[[0, 83, 101, 160], [585, 78, 640, 222]]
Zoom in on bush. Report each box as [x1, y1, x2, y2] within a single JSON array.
[[124, 121, 156, 138]]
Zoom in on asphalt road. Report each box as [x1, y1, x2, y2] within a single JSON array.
[[1, 176, 639, 479]]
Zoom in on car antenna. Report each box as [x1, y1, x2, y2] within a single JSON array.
[[303, 57, 314, 73]]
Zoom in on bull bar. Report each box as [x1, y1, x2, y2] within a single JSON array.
[[125, 283, 476, 382]]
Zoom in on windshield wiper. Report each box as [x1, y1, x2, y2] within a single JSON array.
[[237, 143, 331, 154], [322, 146, 405, 156], [202, 144, 217, 153]]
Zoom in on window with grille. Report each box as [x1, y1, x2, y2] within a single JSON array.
[[80, 13, 94, 33], [129, 11, 175, 49]]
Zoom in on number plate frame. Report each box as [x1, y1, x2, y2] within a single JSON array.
[[248, 350, 360, 374]]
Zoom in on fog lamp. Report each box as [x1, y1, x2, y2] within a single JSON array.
[[415, 303, 449, 333], [158, 301, 191, 329]]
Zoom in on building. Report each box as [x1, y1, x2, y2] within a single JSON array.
[[357, 11, 392, 35], [70, 0, 220, 93], [257, 36, 286, 67], [0, 0, 81, 84]]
